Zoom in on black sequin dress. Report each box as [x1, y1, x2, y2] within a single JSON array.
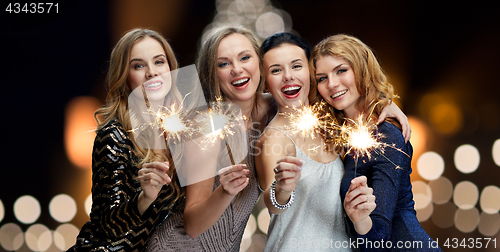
[[68, 119, 177, 252]]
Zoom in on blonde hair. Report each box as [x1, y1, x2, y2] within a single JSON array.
[[95, 28, 183, 201], [309, 34, 400, 128], [196, 25, 265, 121]]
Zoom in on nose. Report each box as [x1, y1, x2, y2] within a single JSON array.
[[327, 75, 339, 89], [283, 69, 294, 82], [231, 62, 243, 75], [146, 67, 159, 79]]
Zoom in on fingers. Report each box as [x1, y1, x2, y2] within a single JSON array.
[[377, 110, 387, 125], [348, 176, 367, 192], [275, 156, 304, 171], [142, 161, 169, 172], [138, 166, 172, 185], [218, 164, 250, 195]]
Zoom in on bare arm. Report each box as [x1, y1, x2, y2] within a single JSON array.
[[183, 164, 249, 238], [255, 129, 303, 215]]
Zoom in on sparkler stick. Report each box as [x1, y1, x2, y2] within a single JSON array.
[[195, 97, 241, 165]]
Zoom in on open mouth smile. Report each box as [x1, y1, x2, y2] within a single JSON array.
[[281, 84, 301, 99]]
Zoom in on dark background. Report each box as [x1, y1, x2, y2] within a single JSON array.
[[1, 0, 499, 251]]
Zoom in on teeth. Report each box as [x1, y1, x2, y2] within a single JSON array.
[[331, 90, 347, 99], [146, 82, 162, 88], [232, 78, 249, 85], [282, 86, 301, 92]]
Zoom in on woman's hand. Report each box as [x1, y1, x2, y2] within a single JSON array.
[[273, 156, 303, 193], [378, 101, 411, 142], [137, 161, 171, 209], [344, 176, 376, 235], [217, 164, 249, 196]]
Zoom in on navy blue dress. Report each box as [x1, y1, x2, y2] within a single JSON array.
[[340, 122, 442, 251]]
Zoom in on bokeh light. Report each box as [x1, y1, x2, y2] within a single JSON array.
[[25, 224, 52, 252], [428, 176, 453, 204], [479, 185, 500, 214], [454, 144, 480, 173], [454, 208, 479, 233], [416, 200, 433, 222], [453, 181, 479, 210], [0, 223, 24, 251], [478, 212, 500, 237], [54, 223, 79, 251], [49, 194, 77, 223], [13, 195, 41, 224], [64, 96, 100, 169], [432, 202, 456, 228], [407, 116, 429, 171], [428, 101, 463, 135], [0, 200, 4, 223], [412, 180, 432, 210], [257, 208, 270, 234], [85, 194, 92, 216], [417, 152, 445, 181], [255, 12, 284, 38], [493, 139, 500, 166], [241, 214, 256, 252]]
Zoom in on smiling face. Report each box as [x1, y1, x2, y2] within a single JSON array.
[[263, 43, 310, 111], [315, 55, 360, 119], [216, 33, 260, 103], [128, 36, 172, 102]]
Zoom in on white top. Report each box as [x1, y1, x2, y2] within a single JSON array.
[[262, 127, 353, 252]]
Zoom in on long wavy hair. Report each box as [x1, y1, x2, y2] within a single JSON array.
[[196, 25, 265, 121], [309, 34, 400, 129], [95, 28, 183, 202]]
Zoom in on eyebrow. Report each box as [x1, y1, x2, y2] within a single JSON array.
[[267, 58, 303, 70], [130, 54, 166, 64], [218, 50, 253, 61], [315, 63, 344, 76]]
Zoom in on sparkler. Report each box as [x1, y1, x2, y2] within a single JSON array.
[[280, 100, 409, 176], [336, 115, 409, 176], [193, 97, 244, 165], [281, 101, 330, 139]]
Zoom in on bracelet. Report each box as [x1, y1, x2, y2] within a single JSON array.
[[269, 180, 295, 210]]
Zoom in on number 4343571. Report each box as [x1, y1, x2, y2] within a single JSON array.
[[6, 3, 58, 13]]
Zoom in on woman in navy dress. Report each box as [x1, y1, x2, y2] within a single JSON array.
[[309, 34, 442, 251]]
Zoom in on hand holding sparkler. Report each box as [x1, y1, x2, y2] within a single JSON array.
[[273, 156, 304, 193], [343, 175, 376, 235], [217, 164, 249, 196], [137, 161, 172, 214]]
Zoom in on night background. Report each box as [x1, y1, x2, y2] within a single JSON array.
[[1, 0, 499, 251]]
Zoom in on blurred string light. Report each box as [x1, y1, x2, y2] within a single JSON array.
[[479, 185, 500, 214], [454, 208, 480, 233], [417, 152, 444, 181], [25, 224, 52, 251], [85, 194, 93, 216], [478, 212, 500, 237], [54, 224, 79, 251], [454, 144, 480, 174], [0, 223, 24, 251], [202, 0, 294, 45], [493, 139, 500, 166], [13, 196, 41, 224], [241, 214, 256, 251], [428, 176, 453, 205], [432, 202, 456, 229], [49, 194, 77, 223], [64, 96, 100, 169], [257, 208, 270, 234], [0, 200, 4, 223], [412, 181, 432, 210], [453, 181, 478, 210]]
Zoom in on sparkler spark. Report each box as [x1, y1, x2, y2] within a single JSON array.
[[195, 97, 240, 146], [148, 102, 195, 143], [281, 101, 330, 139]]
